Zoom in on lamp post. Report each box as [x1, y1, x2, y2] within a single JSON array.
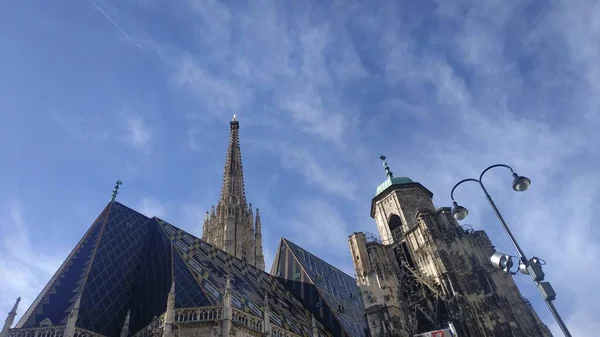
[[450, 164, 571, 337]]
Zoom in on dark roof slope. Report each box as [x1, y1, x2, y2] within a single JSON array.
[[16, 201, 331, 337], [156, 219, 329, 336], [271, 238, 368, 337]]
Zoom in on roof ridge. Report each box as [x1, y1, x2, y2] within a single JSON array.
[[281, 238, 355, 280], [15, 201, 115, 328], [156, 220, 324, 334]]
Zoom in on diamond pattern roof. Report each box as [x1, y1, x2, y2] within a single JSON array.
[[156, 219, 330, 337], [16, 202, 151, 336], [77, 203, 152, 336], [272, 239, 368, 337], [129, 217, 173, 336], [16, 201, 336, 337], [17, 204, 111, 328]]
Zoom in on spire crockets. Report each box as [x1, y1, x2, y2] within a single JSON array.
[[63, 296, 80, 337], [202, 115, 265, 270], [218, 114, 247, 207], [0, 297, 20, 337], [254, 208, 265, 271]]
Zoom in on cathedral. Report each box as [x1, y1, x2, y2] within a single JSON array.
[[1, 116, 552, 337]]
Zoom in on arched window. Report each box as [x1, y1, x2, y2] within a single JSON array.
[[388, 214, 403, 232]]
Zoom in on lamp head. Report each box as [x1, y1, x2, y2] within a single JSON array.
[[451, 201, 469, 221], [512, 172, 531, 192], [490, 252, 514, 273], [518, 262, 529, 275]]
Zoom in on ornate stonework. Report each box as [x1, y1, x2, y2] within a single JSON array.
[[202, 115, 265, 270], [350, 165, 554, 336]]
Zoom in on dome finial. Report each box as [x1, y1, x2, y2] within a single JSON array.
[[379, 155, 393, 178]]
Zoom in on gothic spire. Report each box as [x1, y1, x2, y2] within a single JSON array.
[[203, 116, 265, 269], [163, 245, 176, 337], [254, 208, 265, 271], [262, 293, 271, 335], [63, 296, 80, 337], [0, 297, 20, 337], [202, 211, 209, 240], [219, 114, 247, 207], [222, 277, 233, 337]]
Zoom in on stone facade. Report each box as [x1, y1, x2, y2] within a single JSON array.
[[349, 172, 553, 336], [6, 307, 314, 337], [202, 115, 265, 270]]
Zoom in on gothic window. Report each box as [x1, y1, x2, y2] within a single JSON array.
[[388, 214, 402, 232], [388, 214, 403, 243]]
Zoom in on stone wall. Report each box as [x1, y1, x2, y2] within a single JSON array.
[[352, 182, 553, 337]]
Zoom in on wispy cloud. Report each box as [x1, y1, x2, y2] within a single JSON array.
[[0, 201, 66, 321], [3, 0, 599, 334], [251, 140, 358, 200], [177, 203, 206, 236], [51, 110, 111, 141], [88, 0, 147, 54], [122, 114, 153, 153], [283, 198, 355, 276], [160, 0, 600, 333], [136, 197, 168, 219]]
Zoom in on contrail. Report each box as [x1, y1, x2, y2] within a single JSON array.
[[88, 0, 146, 54]]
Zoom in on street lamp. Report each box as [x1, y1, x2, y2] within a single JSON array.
[[450, 164, 571, 337]]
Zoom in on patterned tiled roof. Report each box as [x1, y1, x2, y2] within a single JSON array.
[[16, 202, 152, 336], [272, 239, 368, 337], [157, 219, 330, 337], [15, 201, 332, 337]]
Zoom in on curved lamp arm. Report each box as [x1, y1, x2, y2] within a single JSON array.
[[479, 164, 514, 183], [450, 178, 480, 201]]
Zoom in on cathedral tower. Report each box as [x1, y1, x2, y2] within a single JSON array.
[[348, 156, 552, 336], [202, 115, 265, 270]]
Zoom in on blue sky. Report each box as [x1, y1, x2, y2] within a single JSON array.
[[0, 0, 598, 334]]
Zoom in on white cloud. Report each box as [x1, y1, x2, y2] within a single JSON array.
[[6, 0, 600, 335], [175, 56, 253, 121], [114, 0, 599, 333], [282, 198, 355, 276], [123, 115, 152, 152], [0, 201, 66, 323], [177, 203, 206, 236], [136, 197, 168, 219], [51, 110, 111, 141], [252, 141, 358, 200], [366, 1, 600, 334]]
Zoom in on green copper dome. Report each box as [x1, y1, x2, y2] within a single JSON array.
[[375, 155, 414, 196], [376, 176, 414, 196]]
